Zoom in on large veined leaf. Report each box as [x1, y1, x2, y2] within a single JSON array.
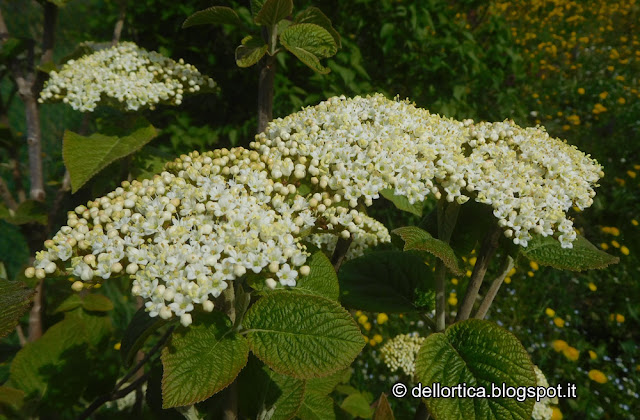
[[63, 116, 157, 193], [380, 189, 423, 216], [183, 6, 242, 28], [291, 249, 340, 300], [295, 7, 341, 48], [161, 312, 249, 408], [372, 393, 395, 420], [520, 234, 619, 271], [9, 317, 90, 401], [339, 251, 435, 313], [254, 0, 293, 26], [392, 226, 463, 275], [0, 280, 35, 339], [414, 319, 536, 420], [297, 392, 335, 420], [244, 292, 365, 379], [279, 23, 337, 74], [238, 355, 305, 420], [235, 35, 269, 68], [250, 0, 266, 17]]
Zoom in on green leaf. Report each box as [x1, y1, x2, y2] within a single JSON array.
[[295, 7, 341, 48], [0, 37, 29, 64], [0, 386, 24, 415], [54, 294, 84, 313], [183, 6, 242, 28], [297, 392, 335, 420], [121, 308, 167, 368], [46, 0, 73, 7], [9, 317, 89, 401], [339, 251, 434, 313], [254, 0, 293, 26], [380, 189, 423, 216], [161, 312, 249, 408], [392, 226, 463, 275], [341, 392, 374, 419], [520, 234, 619, 271], [373, 393, 395, 420], [235, 35, 269, 68], [64, 307, 112, 348], [238, 355, 305, 420], [244, 292, 365, 379], [306, 368, 350, 395], [414, 319, 536, 420], [0, 200, 48, 225], [63, 116, 157, 193], [81, 294, 114, 312], [280, 23, 337, 74], [250, 0, 266, 17], [0, 280, 35, 339], [291, 250, 339, 300]]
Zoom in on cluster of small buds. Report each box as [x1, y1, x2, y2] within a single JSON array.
[[26, 148, 315, 327], [532, 365, 559, 420], [253, 94, 602, 249], [380, 332, 426, 377], [464, 121, 602, 248], [39, 42, 215, 112], [309, 210, 390, 260]]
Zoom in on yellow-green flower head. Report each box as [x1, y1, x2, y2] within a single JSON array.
[[380, 333, 426, 377], [39, 42, 215, 112]]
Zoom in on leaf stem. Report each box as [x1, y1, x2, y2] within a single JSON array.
[[222, 283, 238, 420], [456, 224, 502, 321]]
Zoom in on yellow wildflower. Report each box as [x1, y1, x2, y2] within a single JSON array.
[[600, 243, 609, 250], [530, 261, 539, 271], [373, 334, 383, 344], [554, 317, 565, 328], [611, 240, 620, 248], [114, 342, 121, 350], [369, 338, 377, 346], [377, 313, 389, 325], [552, 339, 568, 352], [627, 170, 636, 178], [588, 282, 597, 291], [551, 407, 563, 420], [448, 293, 458, 306], [545, 308, 555, 317], [504, 277, 511, 284], [563, 346, 580, 361], [451, 278, 459, 285], [616, 314, 625, 323], [363, 322, 372, 332], [632, 219, 639, 226], [588, 369, 607, 384], [618, 97, 626, 105], [577, 87, 585, 94], [599, 91, 609, 100], [358, 314, 368, 325], [621, 246, 629, 256], [589, 350, 597, 360]]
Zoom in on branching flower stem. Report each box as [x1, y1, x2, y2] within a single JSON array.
[[456, 224, 502, 321], [474, 255, 514, 320], [435, 199, 460, 332]]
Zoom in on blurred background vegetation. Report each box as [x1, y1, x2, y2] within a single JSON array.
[[1, 0, 638, 418]]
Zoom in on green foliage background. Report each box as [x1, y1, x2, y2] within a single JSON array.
[[1, 0, 638, 418]]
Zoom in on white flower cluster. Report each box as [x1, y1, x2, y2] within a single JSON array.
[[39, 42, 215, 112], [252, 94, 602, 248], [532, 365, 558, 420], [26, 149, 319, 327], [380, 333, 426, 377]]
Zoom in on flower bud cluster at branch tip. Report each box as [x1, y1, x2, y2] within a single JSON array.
[[380, 333, 426, 377], [27, 94, 603, 326], [39, 42, 215, 112]]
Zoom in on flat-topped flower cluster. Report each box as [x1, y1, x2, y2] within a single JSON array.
[[39, 42, 215, 112], [252, 94, 603, 248], [26, 94, 603, 325]]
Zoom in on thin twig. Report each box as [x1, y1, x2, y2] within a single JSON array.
[[115, 325, 174, 391], [27, 280, 43, 341], [0, 177, 18, 210], [16, 325, 27, 347], [434, 199, 459, 332], [456, 225, 502, 321], [223, 283, 237, 420], [331, 236, 353, 273], [111, 0, 127, 46], [76, 372, 150, 420], [475, 255, 514, 320]]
